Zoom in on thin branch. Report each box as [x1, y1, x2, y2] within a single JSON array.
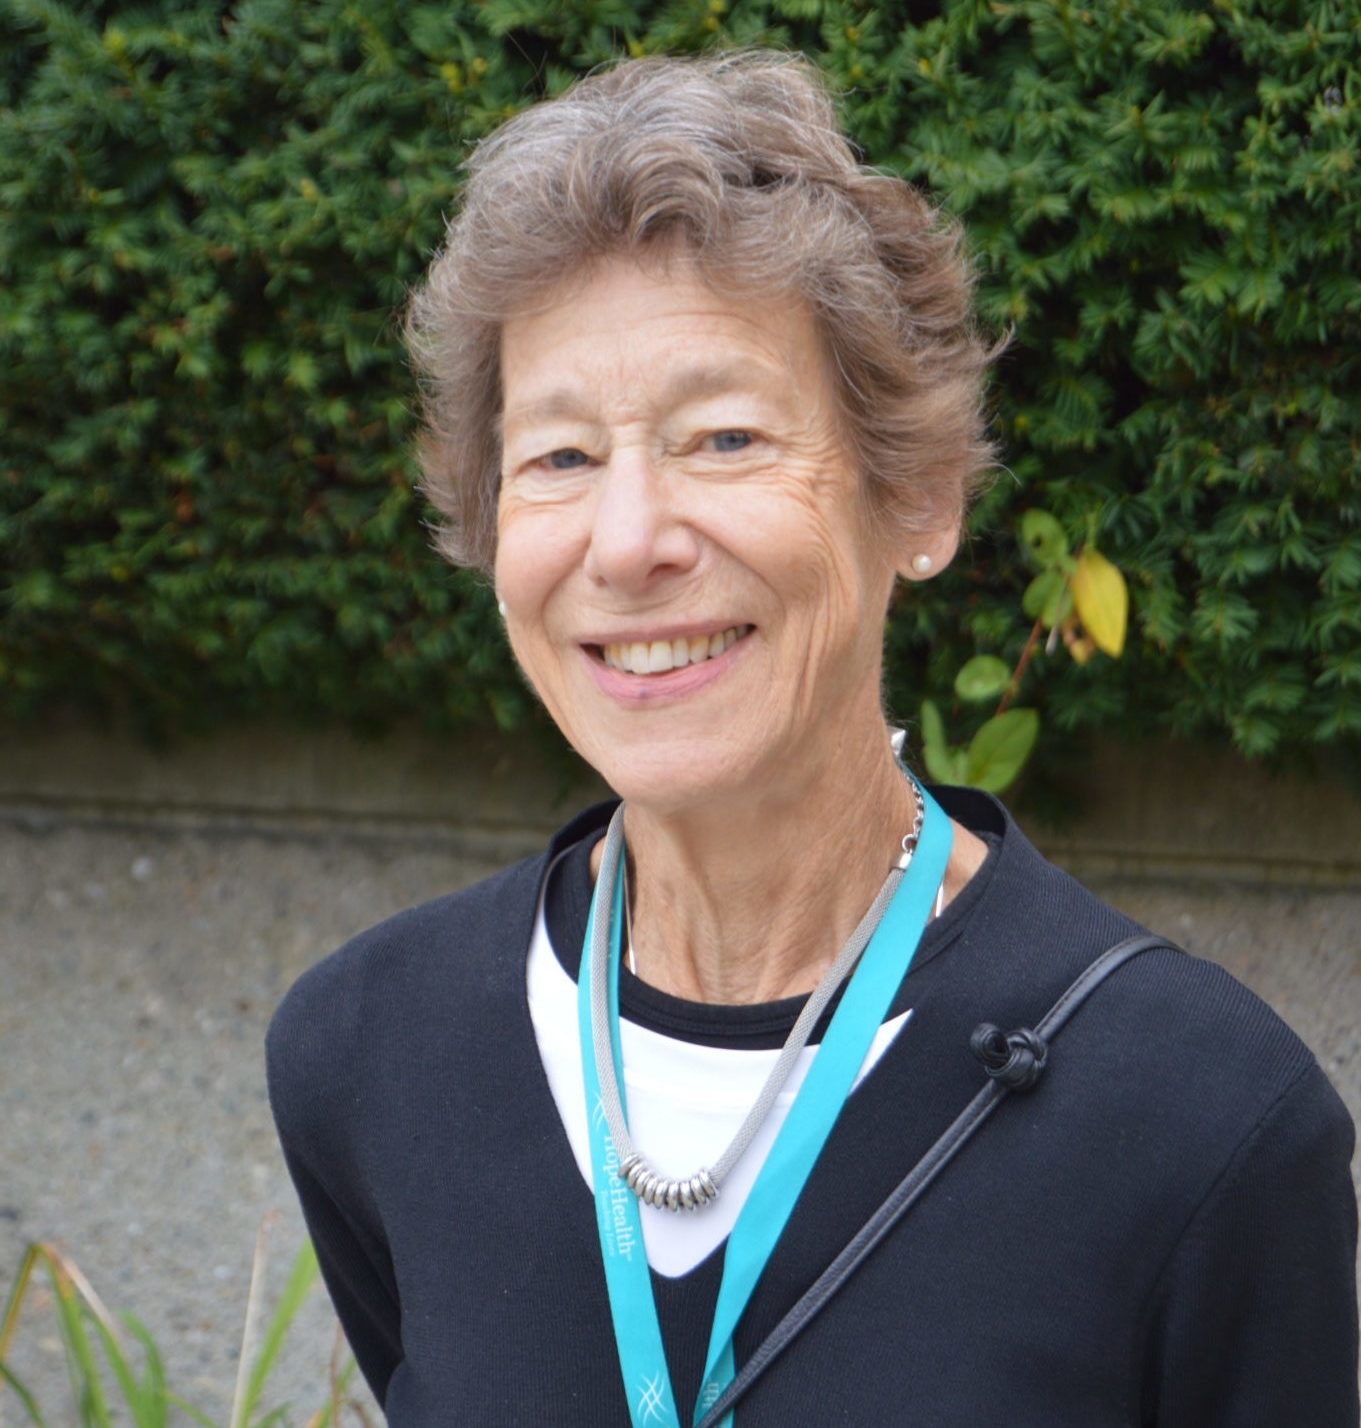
[[998, 612, 1046, 715]]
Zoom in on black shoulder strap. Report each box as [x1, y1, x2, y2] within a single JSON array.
[[694, 932, 1180, 1428]]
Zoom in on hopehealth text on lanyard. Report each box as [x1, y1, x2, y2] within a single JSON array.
[[576, 780, 952, 1427]]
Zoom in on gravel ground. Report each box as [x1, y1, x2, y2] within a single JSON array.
[[2, 815, 1357, 1425], [0, 818, 502, 1427]]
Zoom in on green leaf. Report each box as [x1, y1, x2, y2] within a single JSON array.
[[919, 699, 957, 783], [954, 654, 1011, 703], [919, 697, 946, 754], [284, 350, 320, 393], [964, 710, 1040, 793], [1022, 569, 1073, 627], [1018, 510, 1070, 568]]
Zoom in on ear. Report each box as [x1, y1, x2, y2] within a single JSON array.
[[895, 522, 961, 583]]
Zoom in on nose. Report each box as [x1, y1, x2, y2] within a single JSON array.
[[583, 446, 700, 591]]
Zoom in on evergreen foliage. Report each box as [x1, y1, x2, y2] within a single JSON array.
[[2, 0, 1358, 764]]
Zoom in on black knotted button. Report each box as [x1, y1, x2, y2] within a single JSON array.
[[970, 1022, 1049, 1090]]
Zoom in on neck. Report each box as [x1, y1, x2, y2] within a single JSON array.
[[614, 744, 924, 1005]]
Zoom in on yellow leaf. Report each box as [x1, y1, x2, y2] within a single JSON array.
[[1070, 548, 1128, 656]]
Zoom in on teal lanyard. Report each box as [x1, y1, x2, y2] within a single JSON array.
[[577, 784, 952, 1427]]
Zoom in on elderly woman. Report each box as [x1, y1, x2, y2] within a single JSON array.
[[267, 52, 1357, 1427]]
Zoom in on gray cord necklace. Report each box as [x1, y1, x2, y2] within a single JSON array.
[[589, 777, 929, 1215]]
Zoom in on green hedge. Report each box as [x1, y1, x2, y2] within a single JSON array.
[[2, 0, 1358, 767]]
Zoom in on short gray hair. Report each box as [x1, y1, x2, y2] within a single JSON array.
[[405, 50, 997, 572]]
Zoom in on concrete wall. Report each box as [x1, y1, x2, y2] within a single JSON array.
[[1, 721, 1357, 1422], [4, 719, 1360, 882]]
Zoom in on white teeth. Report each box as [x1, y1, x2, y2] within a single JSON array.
[[602, 625, 749, 674]]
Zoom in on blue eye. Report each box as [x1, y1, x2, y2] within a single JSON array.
[[545, 448, 590, 470], [710, 431, 752, 452]]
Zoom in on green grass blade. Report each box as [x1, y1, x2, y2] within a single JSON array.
[[47, 1245, 148, 1428], [168, 1392, 220, 1428], [238, 1240, 319, 1427], [124, 1314, 169, 1428], [88, 1308, 150, 1423], [302, 1350, 356, 1428], [301, 1324, 355, 1428], [228, 1217, 274, 1428], [0, 1359, 48, 1425], [17, 1245, 115, 1422], [0, 1245, 44, 1364], [49, 1269, 111, 1427]]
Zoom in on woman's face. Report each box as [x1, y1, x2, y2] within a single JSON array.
[[495, 255, 931, 816]]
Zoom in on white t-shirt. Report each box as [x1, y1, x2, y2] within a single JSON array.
[[526, 874, 911, 1278]]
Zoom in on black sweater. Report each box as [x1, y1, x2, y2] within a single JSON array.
[[267, 789, 1358, 1425]]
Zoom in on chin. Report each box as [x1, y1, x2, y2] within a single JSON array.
[[585, 733, 782, 819], [597, 765, 732, 818]]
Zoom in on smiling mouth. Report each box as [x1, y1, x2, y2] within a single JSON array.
[[592, 625, 753, 675]]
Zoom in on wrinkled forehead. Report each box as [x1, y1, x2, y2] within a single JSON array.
[[496, 254, 839, 437]]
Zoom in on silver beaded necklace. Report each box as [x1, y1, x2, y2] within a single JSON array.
[[589, 777, 930, 1214]]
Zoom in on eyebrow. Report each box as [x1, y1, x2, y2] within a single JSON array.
[[501, 360, 779, 437]]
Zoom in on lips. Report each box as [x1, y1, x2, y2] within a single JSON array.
[[595, 624, 753, 675]]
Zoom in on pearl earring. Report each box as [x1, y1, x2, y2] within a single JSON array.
[[910, 553, 933, 576], [497, 598, 507, 617]]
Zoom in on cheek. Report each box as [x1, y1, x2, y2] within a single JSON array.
[[727, 473, 883, 612], [494, 503, 575, 615], [494, 527, 576, 721], [757, 493, 894, 705]]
